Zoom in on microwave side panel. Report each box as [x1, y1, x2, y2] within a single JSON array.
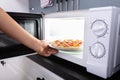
[[105, 8, 120, 77], [113, 14, 120, 73], [43, 10, 88, 67]]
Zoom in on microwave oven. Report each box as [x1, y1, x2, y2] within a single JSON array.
[[43, 6, 120, 79], [0, 12, 42, 59]]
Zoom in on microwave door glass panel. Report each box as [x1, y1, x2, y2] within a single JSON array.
[[18, 20, 37, 36], [45, 17, 84, 59]]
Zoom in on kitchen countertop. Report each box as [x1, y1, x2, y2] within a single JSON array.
[[27, 54, 120, 80]]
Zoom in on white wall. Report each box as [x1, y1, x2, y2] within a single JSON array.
[[0, 0, 29, 12]]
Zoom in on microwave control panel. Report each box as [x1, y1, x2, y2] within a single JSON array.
[[85, 6, 120, 78], [90, 19, 107, 58]]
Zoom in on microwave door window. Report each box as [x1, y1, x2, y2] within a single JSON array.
[[45, 17, 84, 59], [18, 20, 37, 36], [24, 20, 37, 36]]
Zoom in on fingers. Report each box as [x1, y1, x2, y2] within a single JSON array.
[[36, 40, 59, 57], [48, 46, 59, 53], [37, 46, 59, 57], [45, 46, 59, 57]]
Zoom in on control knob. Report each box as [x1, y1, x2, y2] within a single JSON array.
[[91, 20, 107, 37], [90, 42, 105, 58]]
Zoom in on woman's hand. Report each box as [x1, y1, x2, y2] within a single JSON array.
[[36, 40, 59, 57]]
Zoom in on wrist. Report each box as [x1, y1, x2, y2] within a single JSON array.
[[34, 40, 43, 53]]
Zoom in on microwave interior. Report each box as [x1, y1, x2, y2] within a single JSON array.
[[45, 17, 84, 58], [0, 12, 42, 59], [44, 10, 87, 66]]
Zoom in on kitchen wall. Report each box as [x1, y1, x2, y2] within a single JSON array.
[[29, 0, 120, 14], [0, 0, 120, 13], [0, 0, 29, 12]]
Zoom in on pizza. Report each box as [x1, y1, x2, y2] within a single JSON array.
[[51, 39, 82, 50]]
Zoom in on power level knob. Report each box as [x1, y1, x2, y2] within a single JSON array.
[[90, 42, 105, 58], [91, 20, 107, 37]]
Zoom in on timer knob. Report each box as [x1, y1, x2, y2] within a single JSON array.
[[91, 20, 107, 37], [90, 42, 105, 58]]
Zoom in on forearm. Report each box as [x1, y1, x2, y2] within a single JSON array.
[[0, 8, 42, 52]]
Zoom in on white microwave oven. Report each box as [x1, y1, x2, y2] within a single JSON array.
[[42, 6, 120, 79]]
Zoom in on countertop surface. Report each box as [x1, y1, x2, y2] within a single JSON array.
[[27, 54, 120, 80]]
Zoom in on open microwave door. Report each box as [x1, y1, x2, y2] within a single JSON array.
[[43, 10, 88, 67], [0, 12, 42, 59]]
